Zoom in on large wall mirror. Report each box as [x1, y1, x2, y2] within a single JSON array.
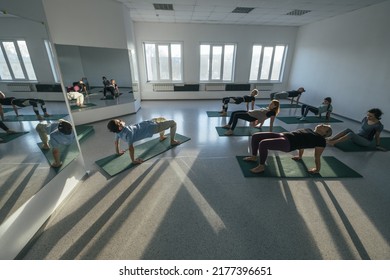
[[55, 44, 140, 126], [0, 0, 85, 259]]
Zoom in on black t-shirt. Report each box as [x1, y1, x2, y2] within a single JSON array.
[[283, 128, 326, 151], [243, 95, 255, 103], [0, 97, 15, 106], [287, 90, 301, 98]]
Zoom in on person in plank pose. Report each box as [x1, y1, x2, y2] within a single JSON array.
[[269, 87, 306, 105], [219, 89, 258, 116], [299, 97, 333, 121], [244, 124, 332, 174], [0, 91, 50, 120], [107, 117, 180, 164], [36, 119, 75, 168], [223, 99, 280, 135]]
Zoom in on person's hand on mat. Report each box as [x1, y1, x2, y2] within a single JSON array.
[[308, 168, 319, 174], [133, 158, 144, 164], [376, 145, 387, 151], [291, 156, 302, 161]]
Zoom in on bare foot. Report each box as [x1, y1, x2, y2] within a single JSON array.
[[171, 140, 180, 146], [326, 140, 335, 146], [243, 156, 257, 162], [51, 161, 63, 168], [250, 165, 265, 174], [159, 135, 167, 141], [6, 129, 17, 134], [222, 124, 231, 129], [41, 144, 50, 150], [44, 113, 50, 117]]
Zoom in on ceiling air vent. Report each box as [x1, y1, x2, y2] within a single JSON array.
[[286, 9, 311, 16], [153, 3, 174, 11], [232, 7, 254, 14]]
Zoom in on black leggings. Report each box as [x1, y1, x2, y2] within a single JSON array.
[[12, 99, 47, 116], [301, 104, 318, 117], [227, 110, 257, 130], [221, 97, 243, 113], [0, 121, 9, 132]]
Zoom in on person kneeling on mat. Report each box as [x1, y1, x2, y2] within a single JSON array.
[[107, 117, 180, 164], [36, 119, 75, 168], [244, 124, 332, 174]]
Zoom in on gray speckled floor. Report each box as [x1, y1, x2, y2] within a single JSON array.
[[21, 100, 390, 260]]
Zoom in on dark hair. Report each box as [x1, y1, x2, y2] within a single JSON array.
[[324, 97, 332, 103], [368, 108, 383, 120], [58, 120, 73, 135], [107, 119, 120, 133]]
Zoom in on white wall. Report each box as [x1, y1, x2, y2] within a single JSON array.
[[134, 22, 298, 100], [289, 1, 390, 125], [42, 0, 128, 49]]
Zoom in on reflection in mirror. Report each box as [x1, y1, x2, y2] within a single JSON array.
[[0, 11, 80, 226], [55, 44, 138, 119]]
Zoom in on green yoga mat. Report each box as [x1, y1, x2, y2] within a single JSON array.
[[334, 137, 390, 152], [257, 103, 301, 108], [96, 133, 191, 177], [236, 155, 362, 178], [2, 108, 14, 113], [75, 125, 94, 142], [0, 131, 29, 143], [206, 111, 232, 117], [277, 116, 343, 124], [70, 103, 96, 110], [3, 113, 68, 122], [216, 126, 287, 136], [38, 142, 80, 172]]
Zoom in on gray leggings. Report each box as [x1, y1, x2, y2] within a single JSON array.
[[342, 128, 371, 147], [152, 117, 177, 139]]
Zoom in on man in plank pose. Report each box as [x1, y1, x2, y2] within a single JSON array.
[[107, 117, 180, 164]]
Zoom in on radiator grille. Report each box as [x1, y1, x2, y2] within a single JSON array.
[[153, 84, 174, 91], [256, 84, 274, 92], [7, 83, 33, 92], [205, 84, 225, 91]]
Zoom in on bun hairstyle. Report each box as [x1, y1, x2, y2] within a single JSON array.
[[324, 97, 332, 103], [58, 120, 73, 135], [368, 108, 383, 120]]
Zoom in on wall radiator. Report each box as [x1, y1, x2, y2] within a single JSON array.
[[153, 84, 174, 91], [7, 83, 34, 92], [205, 84, 225, 91], [256, 84, 274, 92]]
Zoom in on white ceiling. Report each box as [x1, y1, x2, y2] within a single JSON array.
[[115, 0, 387, 26]]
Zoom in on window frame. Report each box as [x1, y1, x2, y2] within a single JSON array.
[[143, 42, 184, 83], [199, 43, 237, 83], [249, 44, 288, 83], [0, 39, 37, 82]]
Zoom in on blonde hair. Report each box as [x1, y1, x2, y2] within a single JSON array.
[[269, 99, 280, 115], [251, 89, 259, 96]]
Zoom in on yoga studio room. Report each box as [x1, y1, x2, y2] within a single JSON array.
[[1, 0, 390, 271]]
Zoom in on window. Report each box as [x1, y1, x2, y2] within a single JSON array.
[[0, 39, 37, 81], [144, 42, 183, 82], [249, 45, 287, 82], [44, 40, 60, 83], [200, 44, 236, 82]]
